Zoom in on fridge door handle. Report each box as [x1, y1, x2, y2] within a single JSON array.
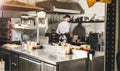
[[20, 56, 41, 65], [28, 59, 41, 65], [19, 56, 29, 61]]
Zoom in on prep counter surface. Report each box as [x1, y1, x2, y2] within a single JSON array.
[[0, 45, 104, 65]]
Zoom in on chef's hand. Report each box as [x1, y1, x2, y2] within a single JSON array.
[[67, 32, 73, 37]]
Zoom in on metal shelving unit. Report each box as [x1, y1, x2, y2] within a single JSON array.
[[81, 21, 104, 23]]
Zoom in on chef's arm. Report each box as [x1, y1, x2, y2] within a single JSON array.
[[64, 32, 73, 37], [56, 27, 61, 35], [66, 25, 73, 37]]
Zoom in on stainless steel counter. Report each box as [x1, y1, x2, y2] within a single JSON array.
[[0, 45, 104, 65]]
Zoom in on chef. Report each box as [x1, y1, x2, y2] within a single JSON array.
[[56, 15, 72, 43]]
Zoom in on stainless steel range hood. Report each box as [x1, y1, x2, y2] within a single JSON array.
[[36, 1, 84, 14]]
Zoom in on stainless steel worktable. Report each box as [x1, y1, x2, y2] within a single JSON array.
[[0, 45, 104, 65]]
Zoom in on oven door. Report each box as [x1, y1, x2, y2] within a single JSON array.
[[0, 18, 10, 29]]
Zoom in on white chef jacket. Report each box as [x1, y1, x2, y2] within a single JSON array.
[[56, 21, 70, 34]]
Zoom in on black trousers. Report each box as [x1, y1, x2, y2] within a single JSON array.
[[59, 33, 71, 43], [65, 34, 71, 43]]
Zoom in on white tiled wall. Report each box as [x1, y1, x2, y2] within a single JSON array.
[[71, 0, 105, 19], [95, 23, 105, 33], [82, 23, 96, 35]]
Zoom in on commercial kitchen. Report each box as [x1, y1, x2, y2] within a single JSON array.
[[0, 0, 119, 71]]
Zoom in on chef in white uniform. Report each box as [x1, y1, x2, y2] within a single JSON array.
[[56, 15, 72, 43]]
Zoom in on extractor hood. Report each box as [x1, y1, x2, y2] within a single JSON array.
[[0, 1, 44, 11], [36, 1, 84, 14]]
